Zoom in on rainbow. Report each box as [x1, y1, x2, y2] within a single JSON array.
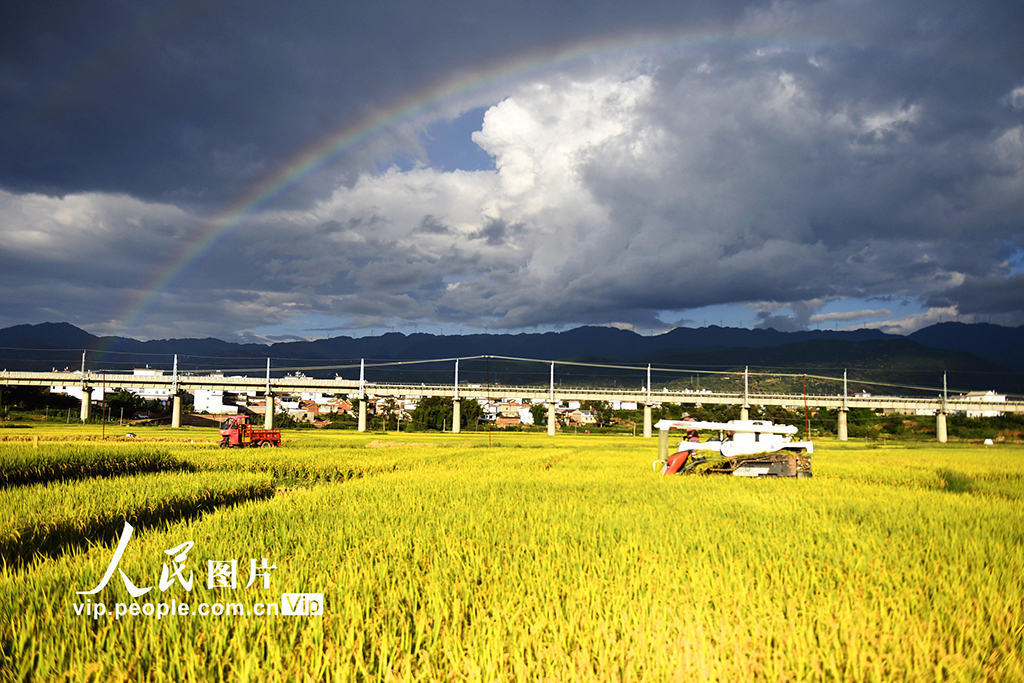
[[114, 27, 810, 338]]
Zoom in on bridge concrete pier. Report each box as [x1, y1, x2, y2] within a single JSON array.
[[264, 395, 274, 430], [80, 387, 90, 422], [358, 399, 367, 432], [837, 410, 848, 441], [171, 395, 181, 428], [740, 407, 749, 420], [452, 399, 461, 434], [547, 403, 556, 436], [936, 412, 947, 443], [643, 404, 652, 438]]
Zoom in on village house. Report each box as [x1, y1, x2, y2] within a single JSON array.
[[566, 409, 598, 426], [193, 388, 238, 414]]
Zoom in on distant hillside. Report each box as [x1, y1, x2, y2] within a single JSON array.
[[0, 321, 1020, 394], [909, 322, 1024, 373], [643, 338, 1016, 396]]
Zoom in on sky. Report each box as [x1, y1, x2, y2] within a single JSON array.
[[1, 0, 1022, 343]]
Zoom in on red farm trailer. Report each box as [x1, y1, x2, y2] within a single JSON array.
[[218, 415, 282, 448]]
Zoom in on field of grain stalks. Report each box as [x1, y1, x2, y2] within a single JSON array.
[[1, 430, 1022, 682]]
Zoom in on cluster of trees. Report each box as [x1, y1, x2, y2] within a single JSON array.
[[553, 400, 1024, 441], [197, 396, 1024, 440], [947, 413, 1024, 440], [754, 406, 1024, 440], [0, 387, 174, 423], [407, 397, 483, 431], [4, 385, 1021, 440], [105, 389, 179, 421], [318, 410, 357, 429], [0, 386, 79, 413]]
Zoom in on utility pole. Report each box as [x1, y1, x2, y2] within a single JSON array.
[[838, 369, 849, 441], [741, 366, 750, 420], [943, 372, 948, 413], [843, 369, 848, 410], [550, 362, 555, 402], [264, 358, 273, 430], [547, 361, 556, 436], [937, 371, 949, 443], [101, 373, 106, 440], [647, 364, 652, 404], [171, 354, 181, 428], [357, 359, 367, 432], [79, 350, 90, 422], [643, 363, 653, 438], [452, 358, 461, 434]]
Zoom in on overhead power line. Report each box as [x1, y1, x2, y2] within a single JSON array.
[[3, 348, 1020, 398]]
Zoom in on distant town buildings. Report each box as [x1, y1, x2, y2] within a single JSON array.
[[960, 391, 1006, 418], [43, 369, 1012, 427]]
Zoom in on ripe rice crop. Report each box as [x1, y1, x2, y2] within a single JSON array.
[[1, 470, 274, 568], [0, 442, 191, 487], [186, 437, 570, 484], [1, 435, 1022, 681], [189, 444, 412, 485]]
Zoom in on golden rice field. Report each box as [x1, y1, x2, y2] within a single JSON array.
[[1, 428, 1023, 682]]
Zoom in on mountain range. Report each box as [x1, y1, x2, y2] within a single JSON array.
[[0, 321, 1020, 394]]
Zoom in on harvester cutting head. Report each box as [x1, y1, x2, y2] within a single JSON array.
[[653, 419, 812, 478]]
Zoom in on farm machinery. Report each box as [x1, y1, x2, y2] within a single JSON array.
[[218, 415, 282, 448], [653, 418, 812, 477]]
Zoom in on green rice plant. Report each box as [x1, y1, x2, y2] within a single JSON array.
[[0, 442, 191, 488]]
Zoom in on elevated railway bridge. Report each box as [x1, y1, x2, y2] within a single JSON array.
[[3, 365, 1021, 443]]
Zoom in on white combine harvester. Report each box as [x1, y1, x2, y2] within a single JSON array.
[[653, 419, 813, 477]]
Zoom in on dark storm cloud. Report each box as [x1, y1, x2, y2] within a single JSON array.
[[0, 0, 757, 209], [927, 274, 1024, 316], [536, 5, 1024, 330], [2, 0, 1023, 339]]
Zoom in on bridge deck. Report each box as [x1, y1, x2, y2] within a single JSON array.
[[2, 370, 1020, 414]]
